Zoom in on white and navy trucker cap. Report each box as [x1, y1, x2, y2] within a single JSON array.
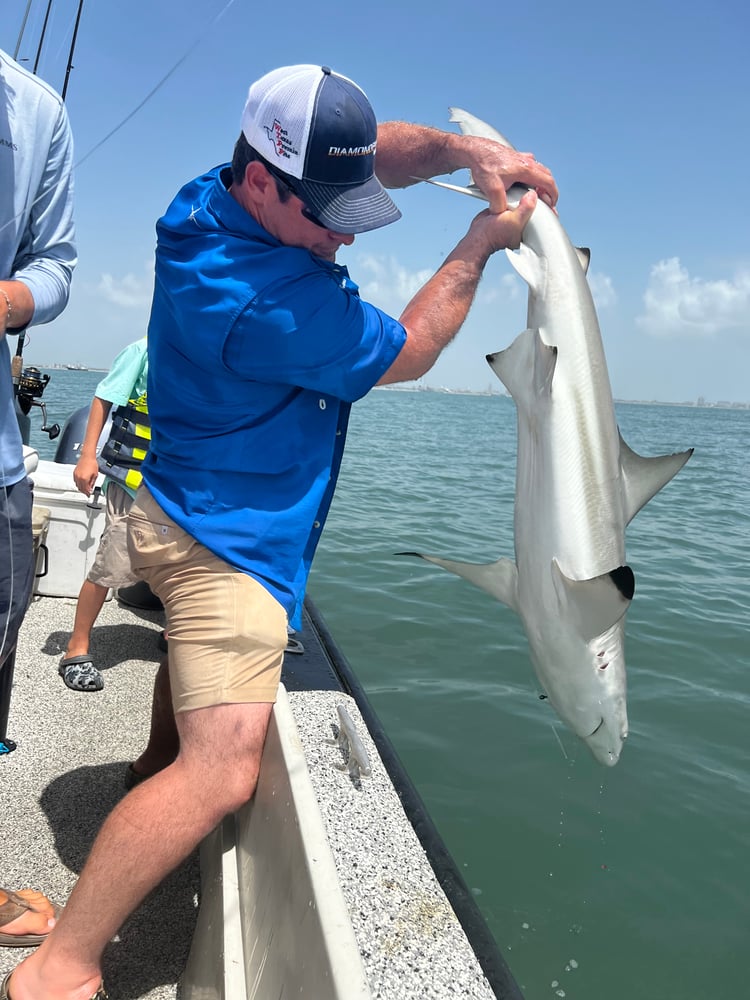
[[240, 64, 401, 234]]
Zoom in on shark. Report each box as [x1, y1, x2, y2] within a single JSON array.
[[405, 110, 693, 766]]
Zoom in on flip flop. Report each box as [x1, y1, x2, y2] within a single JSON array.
[[0, 971, 108, 999], [0, 889, 62, 948], [58, 654, 103, 692]]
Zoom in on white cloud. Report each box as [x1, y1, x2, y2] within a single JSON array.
[[95, 263, 154, 309], [588, 272, 617, 310], [637, 257, 750, 336], [353, 253, 527, 316], [353, 254, 433, 315], [477, 272, 523, 306]]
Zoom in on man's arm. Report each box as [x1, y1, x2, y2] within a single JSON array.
[[0, 280, 35, 337], [375, 121, 558, 213], [73, 396, 112, 497], [379, 190, 538, 385], [6, 100, 76, 332]]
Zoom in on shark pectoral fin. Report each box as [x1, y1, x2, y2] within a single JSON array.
[[619, 433, 694, 524], [551, 561, 634, 638], [401, 552, 520, 613], [487, 327, 557, 403]]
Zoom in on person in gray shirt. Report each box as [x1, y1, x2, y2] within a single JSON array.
[[0, 47, 76, 951], [0, 47, 76, 664]]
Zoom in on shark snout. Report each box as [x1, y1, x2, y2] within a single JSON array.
[[584, 716, 628, 767]]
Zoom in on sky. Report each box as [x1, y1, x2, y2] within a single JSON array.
[[4, 0, 749, 403]]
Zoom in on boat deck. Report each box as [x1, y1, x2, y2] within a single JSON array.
[[1, 593, 504, 998]]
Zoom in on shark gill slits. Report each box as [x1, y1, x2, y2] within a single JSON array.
[[597, 651, 609, 669], [609, 565, 635, 601]]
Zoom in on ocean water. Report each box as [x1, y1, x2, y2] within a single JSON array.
[[27, 370, 749, 999]]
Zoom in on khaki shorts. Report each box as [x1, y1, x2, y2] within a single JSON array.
[[126, 485, 287, 713], [87, 481, 140, 589]]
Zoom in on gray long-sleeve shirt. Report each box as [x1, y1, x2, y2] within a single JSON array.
[[0, 48, 77, 485]]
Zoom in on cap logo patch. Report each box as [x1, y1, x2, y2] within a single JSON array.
[[263, 118, 298, 161], [327, 143, 376, 158]]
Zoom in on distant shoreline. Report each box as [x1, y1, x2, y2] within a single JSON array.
[[372, 384, 750, 410], [30, 364, 749, 410]]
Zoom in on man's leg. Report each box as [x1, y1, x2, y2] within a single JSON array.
[[6, 699, 273, 1000], [1, 477, 34, 742], [63, 579, 108, 659], [0, 478, 34, 662], [129, 657, 180, 780], [5, 484, 285, 997], [60, 484, 138, 692]]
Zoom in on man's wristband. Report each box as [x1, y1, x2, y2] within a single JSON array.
[[0, 288, 12, 328]]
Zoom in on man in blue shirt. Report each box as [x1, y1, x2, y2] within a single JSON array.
[[6, 64, 556, 1000]]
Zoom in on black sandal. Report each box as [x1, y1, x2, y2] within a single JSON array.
[[58, 655, 103, 692]]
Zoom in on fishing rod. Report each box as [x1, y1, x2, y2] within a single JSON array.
[[62, 0, 85, 101], [32, 0, 53, 74], [13, 0, 34, 59], [11, 0, 85, 441]]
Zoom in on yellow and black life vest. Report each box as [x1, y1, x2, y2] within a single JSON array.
[[98, 393, 150, 491]]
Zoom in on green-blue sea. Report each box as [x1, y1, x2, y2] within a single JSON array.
[[27, 369, 749, 1000]]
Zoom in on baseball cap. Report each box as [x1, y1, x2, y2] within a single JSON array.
[[241, 64, 401, 234]]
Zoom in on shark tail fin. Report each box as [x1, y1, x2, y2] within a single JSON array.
[[413, 177, 488, 201], [448, 108, 515, 148], [411, 110, 515, 198], [619, 433, 694, 524], [398, 552, 520, 615]]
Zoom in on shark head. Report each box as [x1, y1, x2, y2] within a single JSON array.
[[526, 562, 633, 766], [532, 626, 629, 767]]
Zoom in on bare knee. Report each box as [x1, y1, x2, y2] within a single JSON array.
[[176, 702, 272, 817]]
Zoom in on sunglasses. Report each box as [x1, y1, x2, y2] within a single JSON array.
[[261, 158, 328, 229]]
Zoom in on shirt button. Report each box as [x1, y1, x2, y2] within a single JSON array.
[[313, 520, 321, 529], [319, 399, 326, 410]]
